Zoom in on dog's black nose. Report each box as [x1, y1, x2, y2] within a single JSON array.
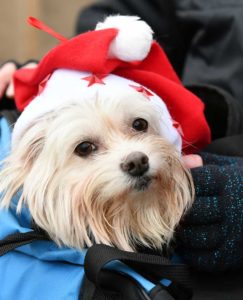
[[121, 152, 149, 176]]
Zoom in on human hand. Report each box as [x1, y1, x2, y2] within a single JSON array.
[[0, 61, 18, 99], [176, 152, 243, 272], [0, 61, 37, 100]]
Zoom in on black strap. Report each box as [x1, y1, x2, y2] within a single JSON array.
[[84, 244, 193, 300], [0, 232, 192, 299], [80, 276, 98, 300], [0, 230, 50, 256], [80, 275, 122, 300]]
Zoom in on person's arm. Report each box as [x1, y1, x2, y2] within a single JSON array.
[[174, 1, 243, 110], [176, 152, 243, 272]]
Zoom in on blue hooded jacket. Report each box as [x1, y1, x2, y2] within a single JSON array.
[[0, 114, 172, 300]]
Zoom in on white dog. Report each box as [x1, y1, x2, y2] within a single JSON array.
[[0, 16, 209, 253], [0, 90, 193, 251]]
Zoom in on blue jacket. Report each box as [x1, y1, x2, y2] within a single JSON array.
[[0, 116, 11, 161], [0, 115, 171, 300]]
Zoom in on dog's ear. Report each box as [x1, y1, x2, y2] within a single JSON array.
[[163, 154, 194, 231], [0, 126, 44, 209]]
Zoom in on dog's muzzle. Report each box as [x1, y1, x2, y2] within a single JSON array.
[[120, 151, 149, 176], [120, 151, 151, 191]]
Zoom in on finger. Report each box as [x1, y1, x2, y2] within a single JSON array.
[[0, 62, 17, 98], [0, 61, 17, 74], [5, 79, 15, 98], [21, 62, 38, 69], [3, 62, 37, 99], [0, 82, 8, 98], [182, 154, 203, 169]]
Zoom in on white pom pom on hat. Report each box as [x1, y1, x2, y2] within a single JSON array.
[[96, 15, 153, 61]]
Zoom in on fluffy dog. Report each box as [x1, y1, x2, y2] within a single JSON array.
[[0, 15, 210, 254], [0, 90, 193, 252]]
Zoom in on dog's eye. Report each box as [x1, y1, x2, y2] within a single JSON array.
[[132, 118, 148, 132], [75, 142, 97, 157]]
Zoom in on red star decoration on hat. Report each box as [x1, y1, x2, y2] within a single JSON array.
[[82, 74, 107, 87], [129, 84, 153, 100], [38, 73, 52, 95]]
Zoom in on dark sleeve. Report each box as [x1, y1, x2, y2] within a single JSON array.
[[187, 84, 243, 145], [174, 1, 243, 109], [75, 0, 187, 76], [176, 153, 243, 272]]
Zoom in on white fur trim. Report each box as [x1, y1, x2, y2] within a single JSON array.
[[12, 69, 181, 151], [96, 15, 153, 61]]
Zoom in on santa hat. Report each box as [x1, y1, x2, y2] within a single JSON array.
[[12, 15, 211, 153]]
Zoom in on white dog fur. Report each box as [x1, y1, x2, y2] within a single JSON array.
[[0, 90, 193, 252]]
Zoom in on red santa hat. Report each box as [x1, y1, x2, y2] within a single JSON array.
[[12, 15, 211, 153]]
